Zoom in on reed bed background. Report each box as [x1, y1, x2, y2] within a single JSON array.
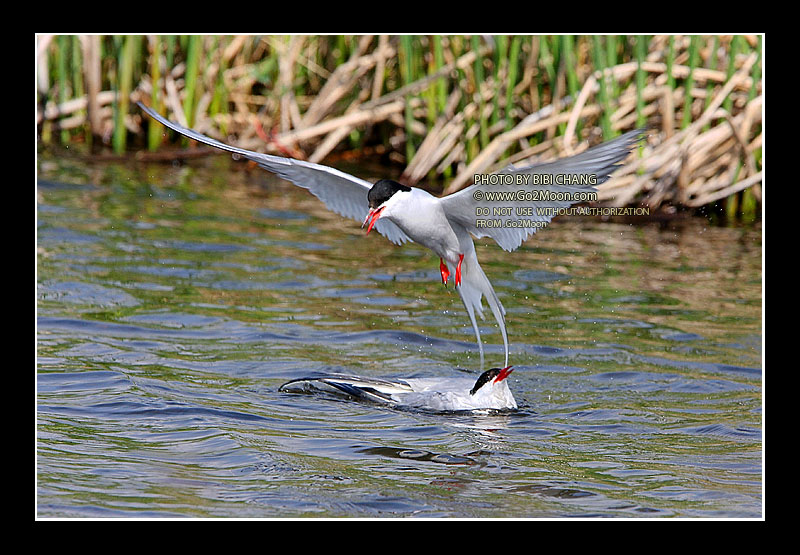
[[36, 34, 763, 222]]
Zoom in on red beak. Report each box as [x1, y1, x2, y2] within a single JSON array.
[[362, 207, 385, 235], [494, 366, 514, 383]]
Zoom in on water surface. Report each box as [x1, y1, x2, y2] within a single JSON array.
[[36, 152, 762, 518]]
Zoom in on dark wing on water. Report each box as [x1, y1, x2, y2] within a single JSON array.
[[279, 373, 413, 404]]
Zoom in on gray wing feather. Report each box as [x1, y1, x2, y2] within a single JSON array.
[[138, 103, 411, 246], [514, 128, 645, 184], [440, 129, 645, 252]]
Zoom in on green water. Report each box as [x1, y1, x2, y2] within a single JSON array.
[[37, 151, 762, 518]]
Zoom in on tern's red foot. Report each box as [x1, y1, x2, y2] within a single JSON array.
[[455, 254, 464, 287], [439, 258, 450, 286]]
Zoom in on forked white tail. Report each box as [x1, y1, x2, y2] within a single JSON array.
[[450, 250, 508, 368]]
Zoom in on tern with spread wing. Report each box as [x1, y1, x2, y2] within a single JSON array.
[[279, 366, 516, 411], [139, 102, 643, 368]]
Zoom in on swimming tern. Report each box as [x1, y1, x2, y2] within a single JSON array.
[[139, 102, 643, 368], [279, 367, 517, 411]]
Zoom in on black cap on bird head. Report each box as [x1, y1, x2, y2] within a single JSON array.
[[470, 366, 514, 395], [368, 179, 411, 209]]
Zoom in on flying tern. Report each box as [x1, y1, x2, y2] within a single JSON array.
[[279, 366, 517, 411], [139, 102, 643, 368]]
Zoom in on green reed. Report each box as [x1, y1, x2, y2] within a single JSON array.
[[147, 35, 162, 151], [112, 35, 136, 154], [399, 34, 417, 163], [183, 35, 202, 131], [592, 36, 613, 139], [635, 35, 648, 129], [681, 35, 700, 129], [55, 35, 70, 144]]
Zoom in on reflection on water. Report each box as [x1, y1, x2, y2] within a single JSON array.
[[37, 152, 762, 518]]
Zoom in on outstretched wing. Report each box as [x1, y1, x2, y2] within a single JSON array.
[[440, 129, 645, 252], [138, 103, 411, 246], [279, 373, 414, 404]]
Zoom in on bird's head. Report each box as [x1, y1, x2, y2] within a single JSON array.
[[469, 366, 514, 396], [362, 179, 411, 234]]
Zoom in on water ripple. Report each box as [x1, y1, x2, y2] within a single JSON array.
[[36, 159, 762, 518]]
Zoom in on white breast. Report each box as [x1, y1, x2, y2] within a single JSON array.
[[395, 377, 517, 411], [383, 189, 462, 261]]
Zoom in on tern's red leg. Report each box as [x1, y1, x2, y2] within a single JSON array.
[[455, 254, 464, 287], [439, 258, 450, 286]]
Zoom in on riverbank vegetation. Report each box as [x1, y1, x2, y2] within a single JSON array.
[[36, 34, 762, 222]]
